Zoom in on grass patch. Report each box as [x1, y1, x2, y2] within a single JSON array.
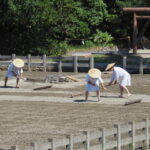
[[94, 54, 123, 65], [93, 54, 143, 65]]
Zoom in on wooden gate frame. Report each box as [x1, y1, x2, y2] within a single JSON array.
[[123, 7, 150, 54]]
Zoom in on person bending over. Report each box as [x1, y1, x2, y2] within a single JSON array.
[[4, 58, 24, 88], [85, 68, 107, 102], [105, 63, 131, 98]]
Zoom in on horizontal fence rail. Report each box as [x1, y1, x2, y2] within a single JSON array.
[[0, 54, 150, 73], [2, 118, 150, 150], [123, 56, 150, 74]]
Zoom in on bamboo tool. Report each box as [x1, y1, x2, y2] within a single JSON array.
[[70, 92, 84, 98], [70, 88, 109, 98], [104, 87, 142, 106], [33, 85, 53, 91], [66, 76, 81, 82]]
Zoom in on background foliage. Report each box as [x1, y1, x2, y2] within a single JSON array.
[[0, 0, 149, 55]]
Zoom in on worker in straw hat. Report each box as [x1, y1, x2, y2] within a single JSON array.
[[105, 63, 131, 98], [85, 68, 107, 102], [4, 58, 24, 88]]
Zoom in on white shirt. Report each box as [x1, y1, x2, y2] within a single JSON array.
[[85, 74, 103, 91], [5, 63, 23, 78], [111, 67, 131, 86]]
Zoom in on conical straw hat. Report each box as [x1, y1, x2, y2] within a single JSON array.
[[88, 68, 101, 78], [12, 58, 24, 68], [105, 63, 115, 71]]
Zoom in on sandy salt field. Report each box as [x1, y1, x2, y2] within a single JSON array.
[[0, 71, 149, 148]]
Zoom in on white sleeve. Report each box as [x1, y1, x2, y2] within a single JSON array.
[[7, 63, 13, 72], [99, 77, 104, 83], [12, 67, 23, 76], [85, 75, 90, 83], [20, 68, 23, 74], [111, 71, 117, 81]]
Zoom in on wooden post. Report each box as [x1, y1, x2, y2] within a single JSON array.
[[139, 58, 143, 74], [69, 134, 73, 150], [31, 142, 38, 150], [129, 121, 135, 150], [73, 56, 78, 73], [128, 124, 132, 149], [90, 56, 94, 69], [133, 12, 138, 54], [12, 54, 16, 61], [11, 146, 18, 150], [145, 118, 149, 149], [85, 131, 90, 150], [27, 54, 31, 72], [114, 124, 121, 150], [58, 56, 62, 72], [66, 135, 73, 150], [123, 56, 127, 70], [49, 138, 56, 150], [98, 129, 102, 148], [43, 54, 47, 72], [101, 128, 106, 150]]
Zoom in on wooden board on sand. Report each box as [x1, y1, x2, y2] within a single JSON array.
[[124, 98, 142, 106], [33, 85, 53, 91], [66, 76, 80, 82], [70, 92, 84, 98]]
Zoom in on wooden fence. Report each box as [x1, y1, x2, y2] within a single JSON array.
[[123, 56, 150, 74], [0, 54, 150, 74], [0, 54, 94, 73], [5, 118, 150, 150]]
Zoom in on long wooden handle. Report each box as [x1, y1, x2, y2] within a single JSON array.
[[33, 85, 53, 90], [66, 76, 80, 82], [70, 92, 83, 98]]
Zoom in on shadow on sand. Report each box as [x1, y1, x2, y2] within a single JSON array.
[[100, 95, 119, 98], [74, 99, 98, 103], [0, 86, 16, 88]]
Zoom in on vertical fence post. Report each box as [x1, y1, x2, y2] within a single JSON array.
[[114, 124, 121, 150], [90, 55, 94, 69], [12, 54, 16, 61], [101, 128, 106, 150], [129, 121, 135, 150], [85, 131, 90, 150], [49, 138, 56, 150], [98, 129, 103, 149], [139, 58, 143, 74], [27, 54, 31, 72], [43, 54, 47, 72], [66, 134, 73, 150], [145, 118, 149, 149], [73, 56, 78, 73], [69, 134, 73, 150], [11, 146, 18, 150], [123, 56, 127, 70], [58, 56, 62, 73], [31, 142, 38, 150], [66, 135, 73, 150]]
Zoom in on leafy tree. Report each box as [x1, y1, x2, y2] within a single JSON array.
[[0, 0, 55, 54], [1, 0, 149, 55], [92, 29, 113, 49], [103, 0, 150, 38]]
